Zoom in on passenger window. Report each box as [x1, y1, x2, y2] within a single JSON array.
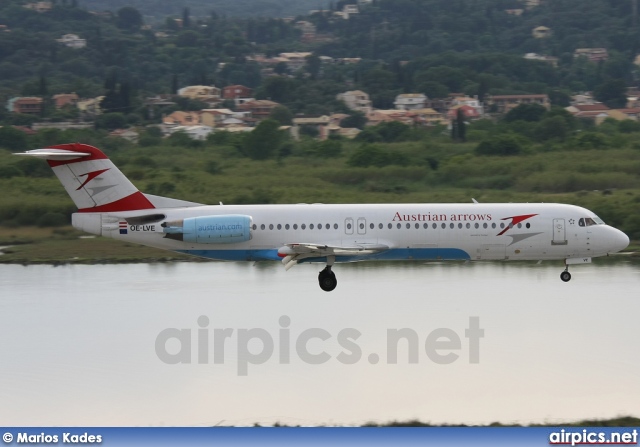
[[397, 223, 401, 229], [441, 223, 446, 229], [310, 224, 314, 230], [360, 223, 365, 230], [491, 223, 496, 229], [346, 223, 351, 230], [483, 223, 487, 229], [260, 224, 265, 230], [252, 224, 257, 230], [379, 223, 383, 229], [526, 223, 530, 229], [405, 223, 410, 229], [458, 223, 462, 229], [517, 223, 522, 229], [474, 223, 478, 229], [277, 224, 282, 230], [269, 224, 274, 230], [285, 224, 290, 230], [301, 224, 306, 230], [334, 223, 338, 230], [370, 223, 374, 229], [500, 223, 505, 229], [450, 223, 454, 229], [423, 223, 428, 229], [433, 223, 437, 229], [293, 224, 298, 230], [318, 224, 322, 229]]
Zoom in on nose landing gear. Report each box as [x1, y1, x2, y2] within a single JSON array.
[[560, 268, 571, 282]]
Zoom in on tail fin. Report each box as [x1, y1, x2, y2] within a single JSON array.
[[15, 143, 155, 213]]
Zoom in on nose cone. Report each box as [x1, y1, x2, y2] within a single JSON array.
[[609, 227, 630, 254]]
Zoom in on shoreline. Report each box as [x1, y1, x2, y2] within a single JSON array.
[[0, 227, 637, 266]]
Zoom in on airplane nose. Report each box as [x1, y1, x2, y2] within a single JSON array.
[[609, 228, 630, 254]]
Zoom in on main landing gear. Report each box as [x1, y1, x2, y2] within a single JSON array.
[[560, 267, 571, 282], [318, 255, 337, 292]]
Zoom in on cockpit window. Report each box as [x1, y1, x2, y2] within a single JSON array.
[[579, 216, 604, 227]]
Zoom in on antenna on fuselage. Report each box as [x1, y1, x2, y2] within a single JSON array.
[[472, 198, 479, 204]]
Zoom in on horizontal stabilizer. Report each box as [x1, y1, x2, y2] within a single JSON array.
[[14, 149, 91, 161]]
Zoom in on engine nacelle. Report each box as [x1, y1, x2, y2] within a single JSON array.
[[162, 215, 252, 244]]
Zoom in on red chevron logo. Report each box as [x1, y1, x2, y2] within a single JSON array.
[[76, 168, 110, 191]]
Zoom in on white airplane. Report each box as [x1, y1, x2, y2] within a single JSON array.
[[16, 143, 630, 291]]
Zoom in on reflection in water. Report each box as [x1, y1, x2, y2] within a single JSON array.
[[0, 259, 638, 426]]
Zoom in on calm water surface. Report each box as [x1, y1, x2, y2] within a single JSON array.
[[0, 259, 638, 426]]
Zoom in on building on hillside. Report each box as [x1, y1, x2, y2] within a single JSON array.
[[237, 100, 279, 119], [407, 108, 448, 126], [222, 85, 253, 100], [177, 86, 221, 105], [279, 52, 313, 72], [77, 96, 104, 118], [23, 1, 52, 13], [162, 111, 201, 126], [109, 128, 139, 143], [574, 48, 609, 63], [451, 96, 485, 116], [447, 105, 481, 120], [523, 53, 559, 67], [337, 90, 372, 114], [291, 115, 331, 140], [6, 97, 43, 115], [366, 110, 414, 127], [200, 109, 240, 128], [56, 34, 86, 49], [565, 103, 610, 116], [486, 94, 550, 113], [532, 26, 551, 38], [168, 125, 213, 140], [31, 121, 93, 131], [394, 93, 427, 110], [53, 93, 79, 109]]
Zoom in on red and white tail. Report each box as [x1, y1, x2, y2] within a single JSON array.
[[15, 143, 155, 213]]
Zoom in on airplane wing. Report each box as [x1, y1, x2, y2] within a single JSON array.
[[278, 242, 389, 270]]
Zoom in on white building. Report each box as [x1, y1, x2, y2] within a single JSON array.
[[169, 125, 214, 140], [337, 90, 372, 114], [56, 34, 86, 49], [394, 93, 427, 110]]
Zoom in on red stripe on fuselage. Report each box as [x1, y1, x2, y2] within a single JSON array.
[[77, 191, 155, 212]]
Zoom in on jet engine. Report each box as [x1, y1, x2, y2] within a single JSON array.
[[161, 215, 252, 244]]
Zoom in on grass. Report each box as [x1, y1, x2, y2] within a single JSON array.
[[0, 226, 193, 264]]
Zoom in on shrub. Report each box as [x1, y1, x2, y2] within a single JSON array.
[[475, 134, 526, 156], [37, 212, 68, 227], [0, 165, 23, 178]]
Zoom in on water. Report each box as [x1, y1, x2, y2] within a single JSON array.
[[0, 259, 638, 426]]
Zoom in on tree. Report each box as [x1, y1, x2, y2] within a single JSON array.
[[475, 134, 525, 156], [340, 112, 367, 129], [116, 7, 143, 31], [0, 126, 27, 151], [182, 7, 191, 28], [269, 105, 293, 125], [503, 103, 547, 123], [594, 79, 627, 108], [241, 119, 285, 160]]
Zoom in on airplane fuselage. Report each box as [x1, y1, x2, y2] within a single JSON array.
[[73, 202, 628, 264]]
